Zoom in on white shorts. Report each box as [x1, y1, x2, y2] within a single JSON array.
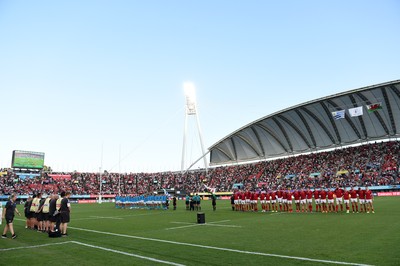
[[234, 200, 239, 205], [295, 200, 300, 204], [365, 199, 372, 203], [359, 199, 365, 204], [252, 200, 257, 204], [287, 200, 292, 204], [300, 199, 306, 204], [328, 199, 334, 204], [315, 199, 320, 204], [306, 199, 313, 204], [240, 200, 246, 204], [320, 199, 327, 203], [266, 200, 271, 204], [350, 198, 358, 203], [336, 198, 343, 203], [246, 199, 251, 203], [283, 199, 287, 203], [277, 197, 282, 203], [270, 200, 276, 204], [260, 200, 265, 204], [344, 199, 349, 204]]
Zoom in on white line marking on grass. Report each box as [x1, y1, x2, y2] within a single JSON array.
[[90, 216, 123, 220], [0, 241, 73, 251], [166, 224, 204, 230], [70, 241, 185, 266], [0, 240, 185, 266], [168, 220, 241, 230], [68, 226, 373, 266]]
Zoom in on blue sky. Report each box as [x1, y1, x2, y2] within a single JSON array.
[[0, 1, 399, 173]]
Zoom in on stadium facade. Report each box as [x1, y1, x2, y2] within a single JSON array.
[[209, 80, 400, 165]]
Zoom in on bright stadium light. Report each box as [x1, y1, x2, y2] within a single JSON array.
[[183, 82, 197, 115], [184, 81, 196, 103], [181, 81, 208, 174]]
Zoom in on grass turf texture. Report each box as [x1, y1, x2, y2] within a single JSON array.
[[1, 197, 399, 266]]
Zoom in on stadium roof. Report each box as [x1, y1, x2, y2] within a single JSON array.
[[209, 80, 400, 165]]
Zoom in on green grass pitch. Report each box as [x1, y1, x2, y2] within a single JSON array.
[[1, 197, 399, 266]]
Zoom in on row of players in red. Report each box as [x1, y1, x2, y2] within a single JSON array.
[[233, 187, 374, 214]]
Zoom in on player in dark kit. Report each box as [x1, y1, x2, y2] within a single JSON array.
[[172, 196, 177, 210], [2, 194, 21, 239], [60, 192, 71, 236], [49, 194, 59, 232], [211, 193, 217, 211]]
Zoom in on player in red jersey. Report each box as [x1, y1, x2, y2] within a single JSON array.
[[358, 188, 366, 213], [343, 187, 350, 213], [282, 190, 288, 212], [277, 189, 283, 211], [265, 191, 270, 212], [293, 190, 301, 212], [234, 191, 240, 211], [286, 190, 293, 212], [252, 191, 259, 212], [240, 191, 246, 211], [319, 188, 327, 213], [327, 189, 335, 212], [365, 186, 374, 213], [245, 190, 251, 211], [313, 188, 320, 212], [270, 190, 277, 212], [306, 188, 313, 212], [334, 186, 344, 212], [299, 189, 307, 212], [350, 187, 359, 213], [259, 191, 266, 212]]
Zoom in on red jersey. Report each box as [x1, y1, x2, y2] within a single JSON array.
[[300, 190, 306, 200], [245, 191, 251, 199], [271, 191, 276, 200], [365, 190, 373, 200], [260, 193, 265, 200], [335, 188, 343, 198], [293, 191, 300, 200], [343, 191, 350, 200], [252, 192, 258, 201], [358, 189, 365, 199], [313, 190, 320, 199], [350, 190, 358, 199], [277, 190, 283, 198], [241, 193, 246, 200], [286, 192, 292, 201], [282, 191, 287, 199], [327, 191, 334, 200], [319, 190, 327, 199], [234, 193, 239, 200], [306, 190, 313, 199]]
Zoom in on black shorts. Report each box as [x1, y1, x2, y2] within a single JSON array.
[[49, 214, 58, 223], [37, 213, 44, 222], [60, 212, 70, 223], [5, 216, 14, 224], [42, 213, 50, 221], [185, 201, 189, 205], [30, 212, 37, 219]]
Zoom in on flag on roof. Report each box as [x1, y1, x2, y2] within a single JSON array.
[[348, 106, 363, 117], [366, 102, 382, 112], [332, 110, 345, 120]]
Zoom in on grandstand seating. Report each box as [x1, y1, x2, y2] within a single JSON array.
[[0, 141, 399, 195]]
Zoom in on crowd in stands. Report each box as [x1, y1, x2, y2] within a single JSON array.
[[0, 141, 399, 196]]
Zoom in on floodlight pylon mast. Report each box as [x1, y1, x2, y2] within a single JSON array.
[[181, 82, 208, 174]]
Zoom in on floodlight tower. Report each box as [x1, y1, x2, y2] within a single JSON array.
[[181, 82, 208, 173]]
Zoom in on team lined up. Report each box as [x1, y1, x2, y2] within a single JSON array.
[[22, 191, 71, 237], [233, 186, 375, 213]]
